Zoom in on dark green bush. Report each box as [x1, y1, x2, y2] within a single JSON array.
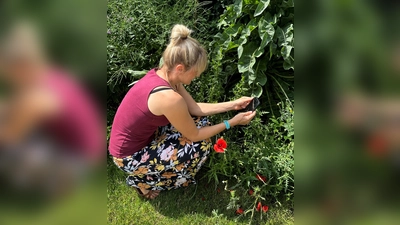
[[189, 0, 295, 212], [107, 0, 219, 118]]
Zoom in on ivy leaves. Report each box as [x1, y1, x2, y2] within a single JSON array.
[[258, 17, 275, 51], [254, 0, 270, 17], [212, 0, 294, 97]]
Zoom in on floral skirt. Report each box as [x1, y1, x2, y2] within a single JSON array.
[[113, 117, 212, 191]]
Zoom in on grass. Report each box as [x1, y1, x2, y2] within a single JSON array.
[[107, 157, 294, 225], [0, 170, 105, 225]]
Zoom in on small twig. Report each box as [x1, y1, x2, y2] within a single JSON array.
[[189, 183, 198, 200]]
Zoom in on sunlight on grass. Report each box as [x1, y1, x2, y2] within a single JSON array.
[[1, 173, 105, 225], [107, 161, 293, 225]]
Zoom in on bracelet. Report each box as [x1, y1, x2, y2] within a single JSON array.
[[223, 120, 230, 130]]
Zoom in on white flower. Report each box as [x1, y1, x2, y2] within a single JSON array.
[[175, 178, 187, 186]]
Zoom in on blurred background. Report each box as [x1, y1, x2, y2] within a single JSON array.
[[297, 0, 400, 224], [0, 0, 105, 225]]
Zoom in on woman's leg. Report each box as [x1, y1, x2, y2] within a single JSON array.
[[112, 116, 213, 195]]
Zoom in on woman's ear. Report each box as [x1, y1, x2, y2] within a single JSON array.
[[175, 64, 185, 73]]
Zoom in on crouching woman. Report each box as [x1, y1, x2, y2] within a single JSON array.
[[109, 24, 256, 199]]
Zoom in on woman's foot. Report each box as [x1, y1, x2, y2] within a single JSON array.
[[135, 187, 160, 199]]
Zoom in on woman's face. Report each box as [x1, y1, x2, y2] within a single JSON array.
[[0, 61, 32, 86], [179, 67, 200, 85]]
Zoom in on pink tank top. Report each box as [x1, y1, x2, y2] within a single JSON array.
[[109, 69, 172, 158], [44, 69, 103, 160]]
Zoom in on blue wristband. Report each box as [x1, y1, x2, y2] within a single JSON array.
[[223, 120, 230, 130]]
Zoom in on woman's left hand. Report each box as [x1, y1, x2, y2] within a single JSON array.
[[232, 97, 253, 111]]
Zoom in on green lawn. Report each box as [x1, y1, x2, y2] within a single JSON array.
[[0, 170, 105, 225], [107, 158, 294, 225]]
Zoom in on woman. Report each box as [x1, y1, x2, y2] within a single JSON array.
[[109, 24, 256, 199], [0, 21, 103, 196]]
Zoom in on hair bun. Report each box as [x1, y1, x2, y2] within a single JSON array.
[[162, 24, 208, 74], [170, 24, 191, 44]]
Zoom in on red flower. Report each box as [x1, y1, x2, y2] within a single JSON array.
[[217, 188, 221, 193], [214, 137, 227, 153], [262, 205, 269, 213], [248, 189, 254, 195], [201, 197, 205, 201], [367, 133, 388, 157], [256, 202, 262, 212], [236, 208, 244, 215], [256, 174, 267, 182]]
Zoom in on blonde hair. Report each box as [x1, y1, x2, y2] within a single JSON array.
[[162, 24, 207, 74], [0, 21, 46, 66]]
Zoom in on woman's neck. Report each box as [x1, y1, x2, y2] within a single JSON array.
[[157, 67, 180, 89]]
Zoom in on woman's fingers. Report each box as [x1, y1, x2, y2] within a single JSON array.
[[237, 111, 256, 125], [242, 96, 253, 105], [235, 96, 253, 110], [245, 111, 256, 124]]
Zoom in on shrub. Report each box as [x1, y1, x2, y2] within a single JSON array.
[[192, 0, 295, 215], [107, 0, 220, 119], [207, 100, 294, 213], [187, 0, 294, 115]]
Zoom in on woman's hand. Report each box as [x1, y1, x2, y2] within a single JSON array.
[[229, 111, 257, 127], [232, 97, 253, 111]]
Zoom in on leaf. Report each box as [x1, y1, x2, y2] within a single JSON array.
[[248, 71, 256, 84], [238, 42, 258, 73], [227, 41, 239, 51], [237, 20, 258, 58], [256, 72, 267, 86], [269, 42, 277, 59], [281, 45, 292, 60], [238, 45, 244, 58], [283, 24, 294, 44], [214, 33, 225, 42], [281, 0, 294, 8], [237, 26, 250, 44], [233, 0, 243, 17], [255, 61, 267, 86], [247, 19, 258, 32], [222, 36, 232, 49], [254, 0, 270, 17], [127, 70, 147, 77], [258, 18, 275, 49], [264, 12, 277, 24], [254, 47, 264, 58], [219, 32, 230, 44], [283, 56, 294, 70], [276, 8, 285, 18], [225, 24, 241, 37], [217, 19, 228, 29], [275, 26, 285, 47], [238, 54, 256, 73], [251, 84, 263, 97]]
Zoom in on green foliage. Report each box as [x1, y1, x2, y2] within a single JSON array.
[[107, 0, 216, 118], [184, 1, 295, 210], [209, 0, 294, 102], [206, 101, 294, 212], [185, 2, 295, 210]]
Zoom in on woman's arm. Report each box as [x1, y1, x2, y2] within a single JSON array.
[[177, 84, 252, 116], [0, 91, 59, 145], [160, 92, 255, 142]]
